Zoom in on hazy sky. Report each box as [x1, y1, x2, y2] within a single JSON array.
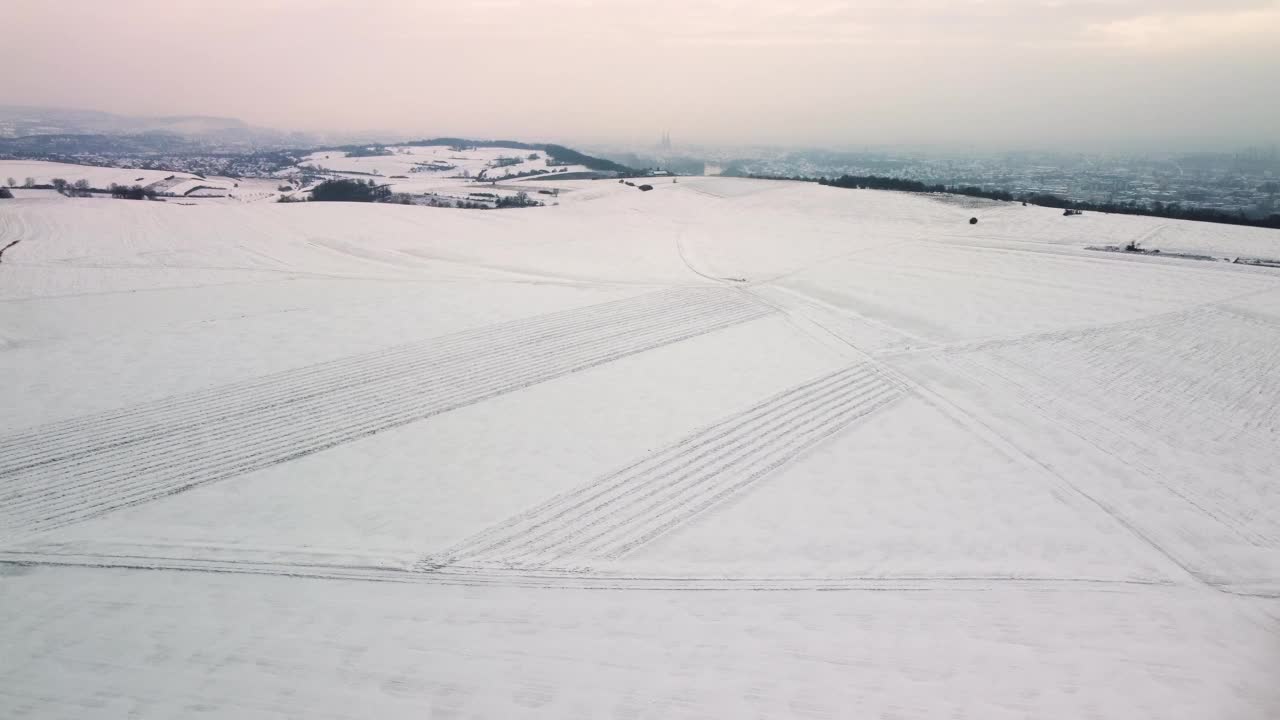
[[4, 0, 1278, 149]]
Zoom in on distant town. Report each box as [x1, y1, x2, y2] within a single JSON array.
[[600, 142, 1280, 221], [2, 106, 1277, 221]]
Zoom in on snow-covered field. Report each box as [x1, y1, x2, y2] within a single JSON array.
[[294, 145, 593, 204], [298, 145, 588, 182], [0, 160, 283, 204], [0, 160, 204, 191], [1, 176, 1278, 718], [0, 144, 594, 209]]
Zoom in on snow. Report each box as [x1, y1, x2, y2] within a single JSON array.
[[0, 159, 202, 189], [297, 146, 578, 183], [1, 175, 1279, 718], [0, 145, 592, 208], [0, 161, 289, 205], [3, 567, 1277, 719], [293, 144, 590, 204]]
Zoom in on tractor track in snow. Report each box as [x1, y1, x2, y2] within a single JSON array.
[[0, 286, 731, 474], [0, 287, 772, 538], [946, 341, 1280, 553], [424, 363, 904, 571], [0, 548, 1175, 593]]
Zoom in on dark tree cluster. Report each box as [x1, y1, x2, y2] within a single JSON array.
[[543, 144, 631, 174], [408, 138, 540, 151], [0, 186, 13, 199], [309, 178, 391, 203], [109, 183, 157, 200], [339, 145, 392, 158], [495, 191, 541, 208], [818, 174, 1013, 201], [51, 178, 95, 197]]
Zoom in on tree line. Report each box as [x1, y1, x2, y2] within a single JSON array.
[[2, 175, 160, 200], [308, 178, 392, 203], [785, 174, 1280, 230], [50, 178, 93, 197], [109, 183, 158, 200]]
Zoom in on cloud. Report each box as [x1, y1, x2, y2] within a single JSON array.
[[1082, 4, 1280, 51]]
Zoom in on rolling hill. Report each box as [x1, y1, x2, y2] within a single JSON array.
[[1, 176, 1278, 719]]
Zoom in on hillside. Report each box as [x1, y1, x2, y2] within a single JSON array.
[[290, 143, 622, 206], [1, 177, 1278, 719], [0, 139, 633, 208]]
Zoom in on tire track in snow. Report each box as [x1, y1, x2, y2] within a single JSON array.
[[0, 551, 1177, 592], [5, 301, 759, 528], [0, 287, 772, 538], [0, 287, 716, 475], [1, 294, 749, 487], [426, 364, 903, 571], [951, 334, 1280, 551]]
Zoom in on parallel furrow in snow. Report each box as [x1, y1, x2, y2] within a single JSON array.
[[5, 300, 764, 518], [568, 385, 901, 562], [448, 367, 879, 563], [431, 367, 866, 564], [429, 364, 903, 570], [0, 548, 1178, 592], [0, 288, 771, 537], [1, 295, 753, 497], [0, 287, 731, 475]]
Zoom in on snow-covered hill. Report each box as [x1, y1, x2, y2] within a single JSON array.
[[1, 178, 1278, 719], [0, 142, 615, 208], [290, 144, 600, 206], [0, 159, 286, 203]]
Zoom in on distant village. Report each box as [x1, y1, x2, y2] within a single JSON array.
[[3, 114, 1278, 221], [683, 146, 1280, 220]]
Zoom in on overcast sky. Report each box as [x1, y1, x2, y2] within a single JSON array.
[[3, 0, 1278, 150]]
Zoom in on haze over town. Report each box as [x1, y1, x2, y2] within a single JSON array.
[[4, 0, 1279, 149]]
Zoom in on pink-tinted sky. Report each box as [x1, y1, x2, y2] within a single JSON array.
[[3, 0, 1278, 149]]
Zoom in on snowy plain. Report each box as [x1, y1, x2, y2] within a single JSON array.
[[1, 174, 1278, 718]]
